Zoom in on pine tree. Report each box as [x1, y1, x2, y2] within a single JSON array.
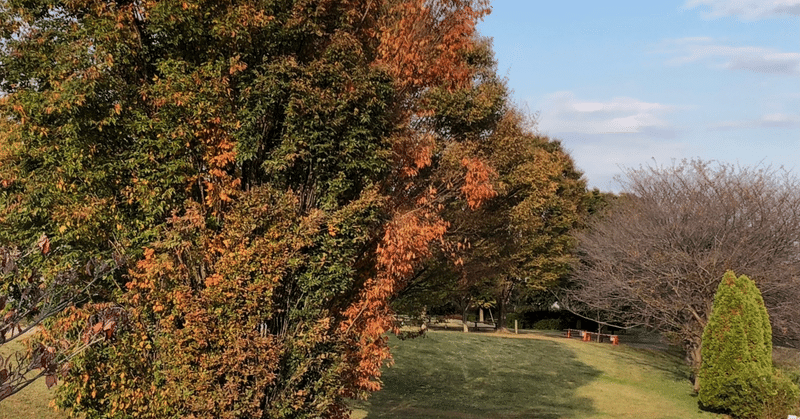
[[699, 270, 799, 418]]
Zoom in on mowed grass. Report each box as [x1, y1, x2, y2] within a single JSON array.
[[2, 328, 794, 418], [352, 330, 729, 419], [0, 330, 67, 419]]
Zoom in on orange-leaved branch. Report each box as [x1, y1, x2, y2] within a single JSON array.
[[461, 157, 497, 209]]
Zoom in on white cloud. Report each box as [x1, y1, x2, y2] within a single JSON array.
[[760, 113, 800, 128], [684, 0, 800, 19], [555, 133, 690, 192], [537, 92, 675, 135], [535, 92, 686, 191], [660, 38, 800, 76], [709, 113, 800, 130]]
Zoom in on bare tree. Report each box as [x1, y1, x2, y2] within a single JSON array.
[[561, 159, 800, 391], [0, 239, 126, 401]]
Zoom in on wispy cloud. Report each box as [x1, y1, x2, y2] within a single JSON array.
[[659, 38, 800, 76], [684, 0, 800, 19], [553, 132, 690, 191], [536, 92, 686, 191], [709, 113, 800, 130], [537, 92, 676, 135]]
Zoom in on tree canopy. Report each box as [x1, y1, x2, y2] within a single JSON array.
[[0, 0, 532, 417], [395, 104, 588, 331]]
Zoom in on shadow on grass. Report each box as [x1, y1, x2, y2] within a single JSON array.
[[609, 345, 693, 385], [360, 331, 601, 419]]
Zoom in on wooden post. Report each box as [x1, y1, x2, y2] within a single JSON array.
[[514, 319, 518, 334]]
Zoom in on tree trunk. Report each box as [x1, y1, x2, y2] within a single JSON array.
[[496, 297, 508, 332], [495, 280, 513, 332], [688, 342, 702, 393], [462, 306, 469, 333]]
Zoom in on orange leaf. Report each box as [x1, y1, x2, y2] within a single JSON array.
[[37, 234, 50, 255]]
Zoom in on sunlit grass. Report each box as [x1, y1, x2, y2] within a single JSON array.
[[0, 330, 67, 419], [353, 330, 729, 419], [3, 328, 794, 418]]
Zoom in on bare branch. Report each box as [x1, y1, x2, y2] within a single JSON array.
[[564, 159, 800, 372]]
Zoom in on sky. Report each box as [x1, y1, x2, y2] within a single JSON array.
[[477, 0, 800, 192]]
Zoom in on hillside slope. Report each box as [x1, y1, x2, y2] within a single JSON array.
[[354, 330, 727, 419]]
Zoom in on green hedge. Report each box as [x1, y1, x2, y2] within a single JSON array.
[[532, 318, 562, 330]]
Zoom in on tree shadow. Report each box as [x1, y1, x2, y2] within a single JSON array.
[[360, 331, 602, 419], [608, 344, 693, 384]]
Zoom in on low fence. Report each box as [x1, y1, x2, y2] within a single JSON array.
[[564, 329, 619, 345]]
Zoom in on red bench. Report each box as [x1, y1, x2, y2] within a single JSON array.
[[564, 329, 619, 345]]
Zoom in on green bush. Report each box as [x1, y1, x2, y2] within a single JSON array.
[[699, 271, 800, 418], [761, 370, 800, 419], [505, 312, 518, 328], [780, 366, 800, 389], [712, 371, 799, 419], [532, 318, 562, 330]]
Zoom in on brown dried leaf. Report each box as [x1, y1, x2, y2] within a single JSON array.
[[45, 374, 57, 389], [104, 321, 116, 339], [36, 234, 50, 255]]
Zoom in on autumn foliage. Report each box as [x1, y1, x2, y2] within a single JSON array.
[[0, 0, 508, 417]]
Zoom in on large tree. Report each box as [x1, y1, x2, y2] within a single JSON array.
[[0, 0, 504, 417], [563, 159, 800, 391], [470, 117, 586, 331], [396, 105, 588, 331]]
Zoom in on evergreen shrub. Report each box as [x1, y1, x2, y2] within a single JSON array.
[[699, 271, 800, 418]]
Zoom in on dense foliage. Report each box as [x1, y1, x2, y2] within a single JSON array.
[[0, 0, 523, 417], [699, 271, 799, 418], [394, 104, 588, 329]]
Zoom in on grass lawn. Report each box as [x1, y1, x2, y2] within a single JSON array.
[[352, 330, 730, 419], [1, 328, 795, 418], [0, 330, 67, 419]]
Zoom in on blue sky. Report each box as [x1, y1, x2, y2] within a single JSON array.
[[477, 0, 800, 191]]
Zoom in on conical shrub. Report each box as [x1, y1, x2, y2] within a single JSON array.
[[699, 270, 799, 418]]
